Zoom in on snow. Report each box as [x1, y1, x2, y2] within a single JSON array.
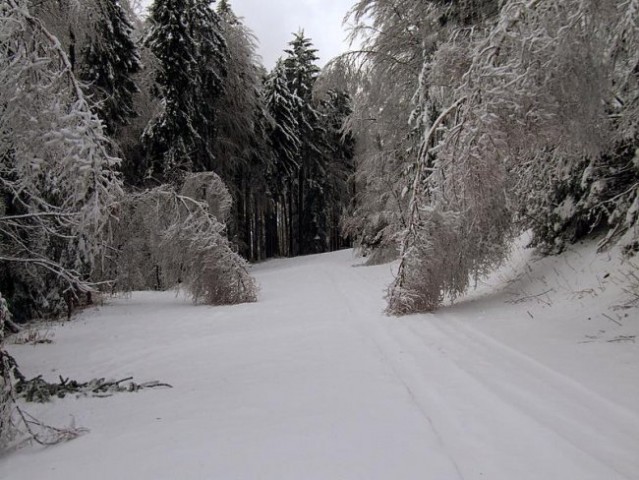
[[2, 238, 639, 480]]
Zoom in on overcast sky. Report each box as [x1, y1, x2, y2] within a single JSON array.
[[139, 0, 355, 70]]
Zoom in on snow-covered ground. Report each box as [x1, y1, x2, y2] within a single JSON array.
[[2, 238, 639, 479]]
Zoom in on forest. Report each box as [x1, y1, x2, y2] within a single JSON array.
[[1, 0, 639, 453]]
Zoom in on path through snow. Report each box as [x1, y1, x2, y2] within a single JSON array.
[[2, 244, 639, 479]]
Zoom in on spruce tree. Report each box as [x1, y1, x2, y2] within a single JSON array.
[[143, 0, 227, 180], [318, 90, 355, 251], [143, 0, 200, 179], [188, 0, 228, 172], [80, 0, 141, 136], [264, 60, 302, 256], [265, 60, 302, 180], [281, 31, 323, 254]]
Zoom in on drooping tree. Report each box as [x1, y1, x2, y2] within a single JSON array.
[[99, 172, 257, 305], [0, 0, 123, 320], [359, 0, 639, 314], [340, 0, 435, 264]]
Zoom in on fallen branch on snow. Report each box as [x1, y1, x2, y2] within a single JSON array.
[[14, 374, 173, 403]]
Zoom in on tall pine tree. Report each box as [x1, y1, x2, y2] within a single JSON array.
[[143, 0, 227, 181], [80, 0, 141, 136], [189, 0, 228, 172], [264, 59, 302, 256], [215, 1, 273, 260], [282, 31, 323, 254]]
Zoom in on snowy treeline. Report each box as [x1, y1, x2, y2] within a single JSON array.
[[1, 0, 357, 447], [0, 0, 355, 325], [340, 0, 639, 313]]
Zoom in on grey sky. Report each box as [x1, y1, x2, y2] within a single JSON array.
[[139, 0, 355, 70], [230, 0, 354, 69]]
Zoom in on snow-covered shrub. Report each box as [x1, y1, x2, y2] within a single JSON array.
[[103, 172, 257, 305], [521, 145, 639, 254]]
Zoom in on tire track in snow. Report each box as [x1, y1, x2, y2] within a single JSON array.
[[322, 256, 637, 480], [318, 264, 467, 480], [410, 315, 639, 479]]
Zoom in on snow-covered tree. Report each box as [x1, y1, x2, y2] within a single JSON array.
[[281, 32, 327, 255], [211, 1, 278, 260], [213, 1, 263, 181], [339, 0, 434, 264], [263, 60, 301, 256], [265, 60, 302, 183], [143, 0, 200, 177], [382, 0, 639, 313], [517, 0, 639, 253], [0, 293, 15, 449], [79, 0, 141, 136], [0, 0, 122, 320], [143, 0, 227, 179], [189, 0, 228, 172], [101, 173, 257, 305], [317, 89, 355, 251]]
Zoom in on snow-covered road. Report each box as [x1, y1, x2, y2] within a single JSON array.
[[3, 245, 639, 479]]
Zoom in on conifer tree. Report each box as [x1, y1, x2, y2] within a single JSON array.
[[318, 90, 355, 251], [143, 0, 199, 178], [80, 0, 141, 136], [214, 1, 273, 259], [188, 0, 228, 172], [264, 59, 302, 256], [143, 0, 227, 180], [281, 31, 324, 254], [265, 60, 302, 181]]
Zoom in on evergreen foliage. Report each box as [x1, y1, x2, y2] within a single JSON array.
[[265, 60, 302, 180], [143, 0, 201, 178], [79, 0, 142, 135], [143, 0, 227, 180], [259, 32, 356, 257], [0, 0, 353, 331], [212, 2, 276, 260], [0, 0, 358, 453]]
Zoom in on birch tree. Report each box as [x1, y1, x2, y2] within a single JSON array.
[[344, 0, 638, 313]]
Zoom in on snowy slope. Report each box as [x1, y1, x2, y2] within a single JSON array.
[[2, 239, 639, 480]]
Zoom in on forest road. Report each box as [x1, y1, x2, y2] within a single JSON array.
[[253, 249, 639, 480], [4, 249, 639, 480]]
